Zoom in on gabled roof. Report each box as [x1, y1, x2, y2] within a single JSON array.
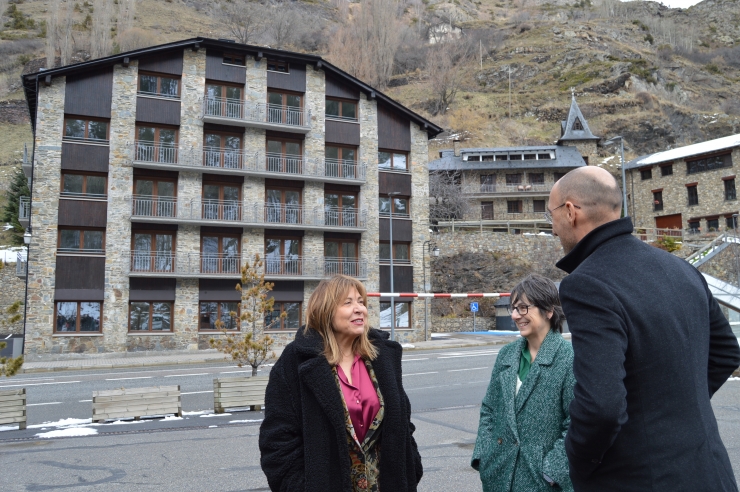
[[624, 133, 740, 170], [22, 37, 442, 137], [557, 94, 599, 144], [429, 145, 587, 171]]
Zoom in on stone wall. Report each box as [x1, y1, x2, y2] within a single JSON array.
[[432, 315, 497, 333], [359, 93, 380, 330], [0, 260, 25, 335], [698, 242, 740, 286]]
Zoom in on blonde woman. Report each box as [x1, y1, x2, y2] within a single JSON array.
[[259, 275, 422, 492]]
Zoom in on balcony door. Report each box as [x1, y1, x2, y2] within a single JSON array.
[[325, 192, 357, 227], [266, 138, 302, 174], [201, 235, 240, 274], [325, 239, 358, 276], [265, 237, 301, 275], [205, 83, 242, 119], [203, 183, 241, 221], [325, 146, 357, 179], [267, 91, 302, 126], [204, 131, 242, 169], [266, 187, 301, 224], [480, 174, 496, 193], [132, 232, 174, 272], [136, 125, 177, 163], [133, 178, 176, 217]]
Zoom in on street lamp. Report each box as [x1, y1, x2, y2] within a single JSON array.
[[422, 240, 440, 342], [385, 192, 401, 341], [603, 136, 629, 218], [23, 228, 31, 245]]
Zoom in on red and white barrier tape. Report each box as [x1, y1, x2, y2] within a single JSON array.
[[367, 292, 510, 298]]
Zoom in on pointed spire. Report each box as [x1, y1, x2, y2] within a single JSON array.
[[558, 92, 599, 144]]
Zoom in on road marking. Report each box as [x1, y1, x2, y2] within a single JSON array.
[[0, 381, 80, 388], [448, 367, 489, 372], [402, 358, 429, 362], [79, 399, 92, 402], [164, 373, 208, 378], [219, 370, 251, 374], [438, 353, 498, 359], [27, 402, 62, 407], [105, 376, 153, 381], [181, 390, 214, 395], [403, 372, 439, 376]]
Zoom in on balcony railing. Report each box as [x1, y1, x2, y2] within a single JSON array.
[[16, 252, 26, 278], [264, 256, 367, 278], [134, 142, 181, 164], [19, 196, 30, 227], [465, 183, 553, 194], [203, 97, 311, 131], [129, 196, 367, 229]]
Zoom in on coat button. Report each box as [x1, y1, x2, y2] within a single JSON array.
[[497, 438, 502, 445]]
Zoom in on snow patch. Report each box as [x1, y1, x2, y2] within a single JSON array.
[[208, 425, 217, 428], [162, 415, 183, 421], [229, 419, 264, 424], [36, 427, 98, 438], [400, 343, 415, 349], [27, 418, 91, 429], [727, 377, 740, 382], [182, 410, 210, 416], [200, 413, 230, 418], [0, 425, 19, 432]]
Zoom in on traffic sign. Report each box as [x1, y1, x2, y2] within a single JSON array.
[[470, 302, 479, 312]]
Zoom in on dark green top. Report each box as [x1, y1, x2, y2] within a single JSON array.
[[518, 343, 532, 381]]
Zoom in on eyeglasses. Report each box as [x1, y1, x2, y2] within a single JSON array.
[[507, 304, 533, 316], [544, 203, 581, 224]]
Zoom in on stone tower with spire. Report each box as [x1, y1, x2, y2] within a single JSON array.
[[557, 91, 600, 165]]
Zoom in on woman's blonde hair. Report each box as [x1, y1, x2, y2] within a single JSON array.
[[306, 275, 378, 366]]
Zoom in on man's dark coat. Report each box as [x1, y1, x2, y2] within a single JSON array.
[[557, 217, 740, 491], [259, 326, 422, 492]]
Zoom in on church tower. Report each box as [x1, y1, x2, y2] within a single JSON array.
[[557, 92, 600, 165]]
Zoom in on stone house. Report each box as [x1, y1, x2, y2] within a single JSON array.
[[19, 38, 442, 358], [428, 95, 595, 232], [624, 134, 740, 234]]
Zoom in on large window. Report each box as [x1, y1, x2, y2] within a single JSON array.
[[132, 231, 175, 273], [480, 175, 496, 192], [687, 185, 699, 206], [725, 178, 736, 201], [64, 117, 108, 142], [266, 302, 301, 330], [325, 239, 359, 276], [378, 151, 407, 171], [136, 125, 178, 163], [507, 200, 523, 214], [325, 145, 357, 178], [265, 236, 301, 275], [204, 131, 242, 169], [133, 177, 177, 217], [266, 187, 301, 224], [266, 138, 302, 174], [61, 172, 107, 199], [203, 182, 241, 221], [138, 73, 180, 98], [129, 301, 173, 332], [201, 234, 240, 274], [380, 302, 410, 329], [267, 91, 303, 125], [506, 173, 522, 186], [205, 83, 242, 118], [379, 196, 409, 216], [55, 301, 102, 333], [325, 192, 357, 227], [325, 98, 357, 121], [199, 302, 239, 330], [379, 242, 410, 263], [528, 173, 545, 185], [687, 153, 732, 174], [58, 228, 105, 254]]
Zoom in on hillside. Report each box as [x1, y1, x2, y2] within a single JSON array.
[[0, 0, 739, 174]]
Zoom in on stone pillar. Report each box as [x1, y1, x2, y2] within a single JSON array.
[[359, 94, 380, 329], [24, 76, 66, 357], [303, 65, 326, 276]]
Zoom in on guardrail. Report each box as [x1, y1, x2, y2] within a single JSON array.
[[633, 228, 684, 243], [464, 184, 553, 194], [134, 142, 180, 164], [16, 252, 26, 278], [203, 97, 311, 129], [18, 196, 29, 227], [264, 256, 367, 278]]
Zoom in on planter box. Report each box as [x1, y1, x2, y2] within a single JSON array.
[[92, 385, 182, 423], [214, 376, 269, 413], [0, 388, 26, 430]]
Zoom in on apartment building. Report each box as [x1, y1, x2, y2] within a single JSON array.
[[625, 133, 740, 234], [20, 38, 441, 357]]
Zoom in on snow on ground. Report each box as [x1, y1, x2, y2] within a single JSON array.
[[36, 428, 98, 439], [431, 333, 450, 338], [182, 410, 211, 416], [400, 343, 415, 349], [200, 413, 230, 418], [27, 418, 91, 429], [0, 425, 18, 432], [229, 419, 263, 424], [0, 245, 25, 263]]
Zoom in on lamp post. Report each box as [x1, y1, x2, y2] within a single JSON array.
[[604, 136, 629, 218], [422, 240, 440, 342], [23, 228, 31, 245], [386, 192, 401, 341]]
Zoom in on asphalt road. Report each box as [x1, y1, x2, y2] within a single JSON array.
[[1, 345, 739, 491]]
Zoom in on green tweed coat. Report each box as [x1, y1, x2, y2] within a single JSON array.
[[472, 330, 575, 492]]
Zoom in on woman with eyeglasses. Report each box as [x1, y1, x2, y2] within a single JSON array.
[[472, 274, 575, 492]]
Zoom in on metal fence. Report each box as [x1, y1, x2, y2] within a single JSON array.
[[203, 97, 310, 129], [16, 252, 26, 278]]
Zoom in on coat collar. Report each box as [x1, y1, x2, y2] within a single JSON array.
[[555, 217, 634, 274], [292, 325, 393, 357]]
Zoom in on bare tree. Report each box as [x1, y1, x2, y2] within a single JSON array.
[[426, 40, 471, 115], [429, 170, 473, 221], [265, 7, 303, 50], [118, 27, 158, 52], [91, 0, 113, 59], [117, 0, 136, 49], [45, 1, 58, 68], [223, 0, 266, 45], [57, 0, 75, 66]]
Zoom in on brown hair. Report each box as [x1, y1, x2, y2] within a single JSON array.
[[306, 275, 378, 365]]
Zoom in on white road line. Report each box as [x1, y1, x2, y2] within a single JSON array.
[[164, 373, 208, 378], [438, 353, 498, 359], [181, 390, 214, 395], [0, 381, 80, 388], [403, 372, 439, 376], [79, 399, 92, 402], [219, 370, 251, 374], [402, 358, 429, 362], [105, 376, 153, 381], [448, 367, 489, 372], [27, 402, 62, 407]]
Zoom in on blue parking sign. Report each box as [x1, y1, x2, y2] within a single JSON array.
[[470, 302, 479, 312]]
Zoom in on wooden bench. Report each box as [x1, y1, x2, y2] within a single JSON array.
[[92, 385, 182, 423], [0, 388, 26, 430], [214, 376, 269, 413]]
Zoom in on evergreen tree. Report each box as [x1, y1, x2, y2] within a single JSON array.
[[2, 167, 30, 246]]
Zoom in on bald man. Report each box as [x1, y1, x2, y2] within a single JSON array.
[[550, 167, 740, 491]]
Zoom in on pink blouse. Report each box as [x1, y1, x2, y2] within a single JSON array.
[[337, 354, 380, 443]]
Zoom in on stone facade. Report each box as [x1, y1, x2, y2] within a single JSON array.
[[0, 260, 26, 335], [359, 94, 380, 329], [562, 140, 598, 166]]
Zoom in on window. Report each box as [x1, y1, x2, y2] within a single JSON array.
[[266, 302, 301, 330], [55, 301, 102, 333], [267, 187, 302, 224], [223, 53, 245, 66], [380, 302, 410, 329], [204, 131, 242, 169], [133, 177, 176, 217], [267, 91, 303, 125], [727, 216, 738, 230], [653, 191, 663, 211], [725, 179, 736, 201], [202, 234, 240, 274], [199, 302, 239, 330], [205, 83, 242, 118], [506, 173, 522, 186], [129, 301, 173, 332], [687, 185, 699, 206], [467, 156, 480, 162], [507, 200, 523, 214], [138, 73, 180, 98], [378, 151, 408, 171], [661, 164, 673, 176], [267, 60, 288, 72], [640, 168, 652, 180], [267, 138, 302, 174], [64, 117, 108, 142], [572, 117, 583, 131], [538, 153, 552, 160], [523, 154, 536, 160], [554, 172, 567, 182], [480, 175, 496, 192], [687, 153, 732, 174], [481, 201, 493, 220], [325, 145, 358, 178], [136, 125, 178, 163], [326, 239, 360, 276], [379, 196, 409, 216], [132, 231, 175, 273], [265, 237, 301, 275], [61, 172, 107, 199], [688, 220, 700, 233], [326, 98, 357, 121], [528, 173, 544, 185], [203, 182, 241, 221], [325, 192, 357, 227], [707, 218, 720, 231], [379, 242, 410, 263], [58, 228, 105, 254], [533, 200, 546, 213]]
